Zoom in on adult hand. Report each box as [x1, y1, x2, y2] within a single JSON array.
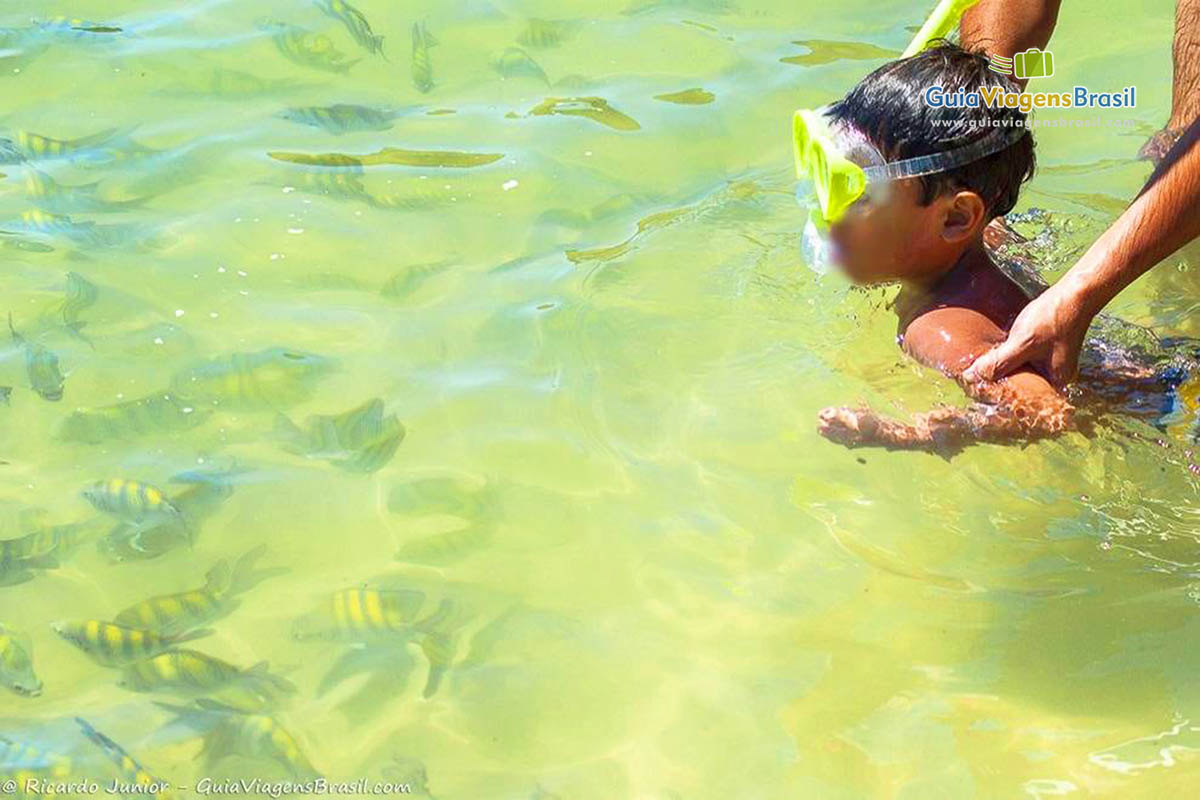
[[961, 280, 1091, 387]]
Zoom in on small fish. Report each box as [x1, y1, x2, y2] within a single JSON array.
[[24, 170, 145, 214], [287, 170, 376, 206], [154, 700, 321, 781], [494, 47, 548, 83], [0, 734, 72, 782], [268, 147, 503, 168], [55, 271, 98, 345], [379, 260, 449, 299], [0, 386, 10, 404], [0, 624, 41, 697], [75, 719, 172, 799], [316, 0, 385, 56], [275, 398, 406, 473], [16, 128, 123, 163], [100, 472, 236, 562], [528, 96, 641, 131], [118, 650, 295, 710], [170, 347, 333, 409], [260, 20, 359, 74], [517, 18, 574, 49], [8, 313, 64, 401], [292, 587, 428, 642], [115, 546, 285, 634], [83, 478, 184, 529], [59, 392, 211, 445], [36, 17, 123, 37], [51, 620, 210, 668], [410, 22, 436, 93], [0, 521, 87, 585], [277, 104, 404, 134]]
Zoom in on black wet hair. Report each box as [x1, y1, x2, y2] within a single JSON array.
[[827, 41, 1035, 218]]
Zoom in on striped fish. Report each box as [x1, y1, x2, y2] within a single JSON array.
[[118, 649, 295, 710], [170, 347, 333, 410], [16, 128, 122, 162], [290, 170, 375, 206], [292, 587, 428, 642], [0, 624, 41, 697], [82, 478, 184, 527], [0, 522, 86, 585], [276, 398, 406, 473], [56, 271, 97, 346], [99, 472, 234, 563], [115, 546, 285, 634], [517, 18, 575, 48], [410, 22, 436, 93], [59, 392, 211, 445], [260, 21, 359, 74], [277, 104, 401, 134], [315, 0, 385, 56], [51, 620, 209, 668], [24, 171, 144, 214], [75, 719, 172, 799], [8, 313, 64, 401], [0, 735, 72, 791], [154, 700, 320, 781]]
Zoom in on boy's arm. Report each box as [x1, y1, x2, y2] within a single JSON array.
[[818, 306, 1073, 451]]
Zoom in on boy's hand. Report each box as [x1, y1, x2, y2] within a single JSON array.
[[817, 406, 883, 446]]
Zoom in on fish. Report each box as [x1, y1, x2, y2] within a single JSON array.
[[268, 147, 503, 169], [286, 170, 376, 207], [292, 587, 429, 642], [23, 171, 146, 214], [15, 128, 124, 163], [379, 260, 450, 299], [170, 347, 333, 410], [0, 735, 72, 787], [517, 18, 575, 48], [260, 20, 359, 73], [277, 104, 405, 134], [275, 398, 406, 473], [0, 386, 10, 404], [494, 47, 548, 83], [653, 88, 715, 104], [8, 313, 64, 401], [82, 478, 185, 530], [118, 650, 295, 711], [75, 719, 172, 799], [0, 521, 87, 585], [315, 0, 385, 56], [528, 97, 641, 131], [50, 271, 98, 346], [59, 392, 212, 445], [0, 624, 41, 697], [154, 700, 321, 781], [100, 471, 236, 562], [115, 546, 285, 634], [51, 620, 210, 668], [410, 22, 436, 93]]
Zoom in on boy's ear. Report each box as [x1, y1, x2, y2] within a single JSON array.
[[940, 191, 987, 243]]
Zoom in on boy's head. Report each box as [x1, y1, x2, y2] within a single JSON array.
[[820, 42, 1034, 284]]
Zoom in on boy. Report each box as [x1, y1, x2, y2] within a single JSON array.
[[804, 43, 1073, 452]]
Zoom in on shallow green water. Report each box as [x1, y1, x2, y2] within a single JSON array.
[[2, 0, 1199, 797]]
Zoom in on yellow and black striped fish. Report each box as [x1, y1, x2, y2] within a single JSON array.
[[51, 620, 210, 668], [277, 104, 401, 134], [7, 313, 64, 402], [115, 546, 285, 634], [276, 398, 406, 473], [0, 521, 86, 585], [15, 128, 122, 162], [75, 719, 172, 799], [59, 392, 211, 445], [315, 0, 385, 56], [410, 21, 436, 93], [0, 734, 72, 793], [292, 587, 428, 642], [0, 624, 41, 697], [118, 649, 295, 710], [82, 478, 184, 527], [154, 700, 320, 781], [259, 20, 359, 74], [170, 347, 333, 410]]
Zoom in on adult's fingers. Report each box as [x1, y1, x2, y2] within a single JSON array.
[[962, 338, 1031, 383]]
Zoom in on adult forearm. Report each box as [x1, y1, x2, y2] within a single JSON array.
[[1170, 0, 1200, 130], [1058, 125, 1200, 318], [960, 0, 1062, 61]]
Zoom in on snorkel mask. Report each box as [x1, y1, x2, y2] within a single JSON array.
[[793, 0, 1028, 274]]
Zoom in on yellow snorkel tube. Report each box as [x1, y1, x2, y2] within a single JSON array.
[[792, 0, 981, 224]]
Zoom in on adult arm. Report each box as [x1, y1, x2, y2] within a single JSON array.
[[960, 0, 1062, 70], [963, 119, 1200, 385]]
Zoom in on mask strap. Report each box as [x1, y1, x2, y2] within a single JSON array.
[[862, 124, 1029, 182]]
